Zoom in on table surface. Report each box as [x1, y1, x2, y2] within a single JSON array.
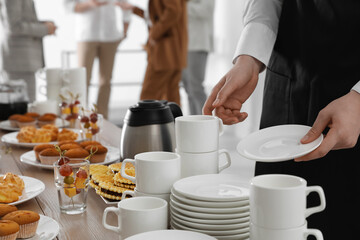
[[0, 119, 122, 240]]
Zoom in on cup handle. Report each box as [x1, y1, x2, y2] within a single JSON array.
[[102, 207, 121, 234], [216, 116, 224, 136], [218, 149, 231, 172], [121, 159, 136, 183], [305, 186, 326, 218], [35, 68, 46, 80], [305, 228, 324, 240], [121, 190, 135, 201]]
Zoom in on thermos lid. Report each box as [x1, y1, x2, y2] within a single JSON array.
[[124, 100, 181, 126]]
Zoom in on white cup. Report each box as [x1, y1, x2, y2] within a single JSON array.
[[121, 188, 171, 202], [250, 222, 323, 240], [103, 197, 168, 239], [28, 100, 59, 115], [121, 151, 181, 194], [250, 174, 326, 229], [176, 149, 231, 178], [175, 115, 223, 153], [60, 67, 87, 106]]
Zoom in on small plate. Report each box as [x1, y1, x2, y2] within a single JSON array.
[[100, 195, 119, 205], [170, 197, 249, 214], [0, 175, 46, 205], [20, 146, 120, 170], [171, 189, 249, 208], [172, 174, 250, 202], [170, 205, 250, 220], [236, 124, 323, 162], [125, 230, 216, 240], [29, 215, 60, 240], [1, 129, 83, 148], [0, 118, 66, 131]]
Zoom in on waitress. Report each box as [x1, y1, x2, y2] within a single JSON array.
[[203, 0, 360, 239]]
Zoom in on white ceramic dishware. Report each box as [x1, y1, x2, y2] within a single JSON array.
[[121, 188, 171, 202], [103, 197, 168, 239], [236, 124, 323, 162], [30, 215, 60, 240], [121, 151, 181, 194], [176, 148, 231, 178], [124, 230, 217, 240], [172, 174, 250, 202], [28, 100, 59, 115], [0, 118, 65, 131], [175, 115, 223, 153], [250, 174, 326, 229], [250, 222, 323, 240]]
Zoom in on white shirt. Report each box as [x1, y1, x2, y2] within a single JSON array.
[[64, 0, 132, 42], [234, 0, 360, 94]]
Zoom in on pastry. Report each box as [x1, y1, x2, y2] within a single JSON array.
[[79, 140, 101, 148], [33, 144, 54, 161], [60, 143, 82, 152], [31, 129, 52, 143], [113, 171, 136, 189], [8, 114, 22, 128], [89, 165, 109, 178], [24, 112, 40, 119], [0, 220, 20, 240], [64, 148, 89, 161], [96, 181, 129, 201], [57, 129, 78, 142], [0, 173, 24, 196], [109, 162, 134, 174], [16, 126, 36, 143], [40, 124, 58, 141], [38, 148, 60, 165], [2, 210, 40, 238], [0, 204, 17, 217], [90, 173, 114, 190], [16, 116, 36, 128], [85, 145, 108, 163], [37, 114, 56, 127]]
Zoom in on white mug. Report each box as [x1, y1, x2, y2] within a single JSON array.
[[36, 68, 63, 101], [250, 222, 323, 240], [176, 149, 231, 178], [175, 115, 223, 153], [60, 67, 87, 106], [103, 197, 168, 239], [121, 188, 171, 202], [121, 151, 181, 194], [28, 100, 59, 115], [250, 174, 326, 229]]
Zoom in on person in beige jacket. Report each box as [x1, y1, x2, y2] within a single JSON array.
[[0, 0, 57, 102]]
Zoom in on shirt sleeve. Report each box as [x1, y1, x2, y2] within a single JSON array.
[[233, 0, 283, 67], [352, 81, 360, 94]]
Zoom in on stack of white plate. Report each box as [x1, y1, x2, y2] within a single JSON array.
[[170, 174, 250, 240]]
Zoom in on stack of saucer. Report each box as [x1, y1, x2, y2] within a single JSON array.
[[170, 174, 250, 240]]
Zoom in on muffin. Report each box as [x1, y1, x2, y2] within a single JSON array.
[[0, 220, 20, 240], [7, 114, 22, 128], [24, 112, 40, 120], [79, 140, 101, 148], [64, 148, 89, 162], [33, 144, 54, 161], [0, 205, 17, 218], [57, 129, 78, 142], [2, 210, 40, 238], [85, 145, 108, 163], [42, 113, 57, 119], [60, 143, 82, 152], [38, 148, 60, 165], [16, 116, 36, 128], [37, 114, 56, 127], [58, 140, 78, 146]]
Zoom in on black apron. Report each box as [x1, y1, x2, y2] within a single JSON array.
[[255, 1, 360, 239]]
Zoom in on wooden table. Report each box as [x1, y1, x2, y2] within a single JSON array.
[[0, 120, 122, 240]]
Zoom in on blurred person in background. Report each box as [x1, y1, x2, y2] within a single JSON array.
[[63, 0, 131, 119], [182, 0, 215, 115], [118, 0, 188, 106], [0, 0, 57, 102]]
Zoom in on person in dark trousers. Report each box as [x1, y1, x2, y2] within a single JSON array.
[[203, 0, 360, 239]]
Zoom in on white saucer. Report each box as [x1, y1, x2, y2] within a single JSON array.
[[125, 230, 216, 240], [20, 146, 120, 170], [1, 175, 46, 205], [29, 215, 60, 240], [172, 174, 250, 202], [0, 118, 65, 132], [170, 197, 249, 214], [236, 124, 323, 162], [171, 189, 249, 208]]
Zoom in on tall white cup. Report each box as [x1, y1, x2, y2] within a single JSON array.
[[250, 222, 323, 240], [176, 149, 231, 178], [103, 197, 168, 239], [121, 151, 181, 194], [175, 115, 223, 153], [28, 100, 59, 115], [250, 174, 326, 229]]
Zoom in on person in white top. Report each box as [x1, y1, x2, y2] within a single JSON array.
[[64, 0, 131, 119], [203, 0, 360, 239], [181, 0, 215, 115]]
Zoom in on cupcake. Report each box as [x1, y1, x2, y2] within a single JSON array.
[[58, 140, 78, 146], [38, 148, 60, 165], [33, 144, 54, 161], [37, 114, 56, 127], [16, 116, 36, 128], [64, 148, 89, 163], [7, 114, 22, 128], [85, 145, 108, 163], [60, 143, 82, 152], [0, 220, 19, 240], [24, 112, 40, 120], [0, 205, 17, 218], [79, 140, 101, 148], [2, 210, 39, 238]]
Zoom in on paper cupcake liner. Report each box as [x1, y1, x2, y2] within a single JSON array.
[[0, 232, 19, 240], [17, 221, 39, 239]]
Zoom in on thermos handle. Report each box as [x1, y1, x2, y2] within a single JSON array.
[[166, 101, 183, 119]]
